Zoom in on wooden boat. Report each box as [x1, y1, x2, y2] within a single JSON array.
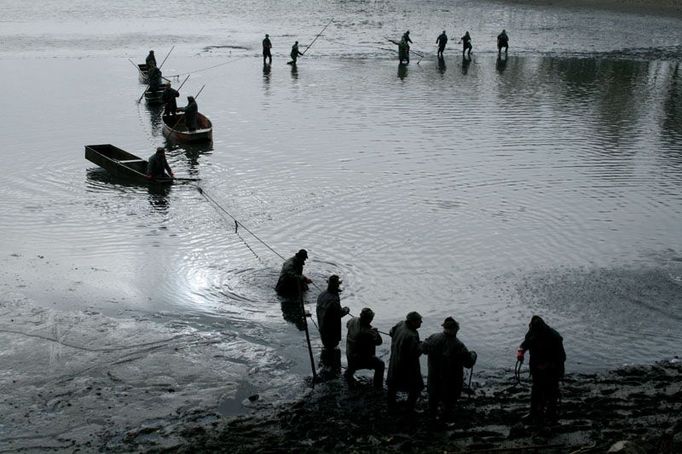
[[84, 144, 172, 185], [137, 63, 149, 84], [162, 112, 213, 143], [144, 77, 171, 105]]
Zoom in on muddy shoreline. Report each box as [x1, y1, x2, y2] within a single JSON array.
[[108, 360, 682, 453]]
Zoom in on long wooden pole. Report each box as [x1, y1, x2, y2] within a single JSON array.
[[158, 45, 175, 70], [302, 18, 333, 55], [299, 281, 319, 386]]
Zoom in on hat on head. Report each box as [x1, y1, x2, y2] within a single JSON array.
[[327, 274, 342, 286], [156, 146, 165, 153], [296, 249, 308, 259], [406, 311, 422, 322], [442, 316, 459, 330], [360, 307, 375, 321]]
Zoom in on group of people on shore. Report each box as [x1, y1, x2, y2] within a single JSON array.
[[262, 29, 509, 67], [276, 250, 566, 425]]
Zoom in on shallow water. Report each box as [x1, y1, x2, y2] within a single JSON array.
[[1, 0, 681, 448]]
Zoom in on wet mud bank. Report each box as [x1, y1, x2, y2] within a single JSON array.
[[117, 360, 682, 453]]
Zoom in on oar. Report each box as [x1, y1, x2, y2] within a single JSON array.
[[176, 74, 190, 92], [302, 18, 333, 55], [173, 177, 201, 182], [158, 45, 175, 70], [128, 58, 139, 70]]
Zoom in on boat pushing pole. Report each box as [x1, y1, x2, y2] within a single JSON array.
[[158, 45, 175, 70], [299, 281, 319, 386], [302, 18, 334, 55]]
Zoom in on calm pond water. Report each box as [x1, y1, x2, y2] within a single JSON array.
[[1, 0, 681, 448]]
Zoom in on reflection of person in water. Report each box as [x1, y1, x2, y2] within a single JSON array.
[[281, 299, 306, 331], [496, 55, 507, 73], [398, 63, 408, 80], [438, 56, 446, 73], [461, 55, 471, 75]]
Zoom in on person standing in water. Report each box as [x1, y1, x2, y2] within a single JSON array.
[[459, 31, 472, 57], [289, 41, 303, 64], [497, 29, 509, 56], [436, 31, 448, 58], [262, 34, 272, 65]]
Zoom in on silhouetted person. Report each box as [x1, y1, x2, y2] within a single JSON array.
[[148, 66, 163, 91], [387, 311, 424, 411], [146, 50, 157, 68], [517, 315, 566, 425], [146, 147, 174, 180], [402, 30, 412, 46], [497, 29, 509, 56], [316, 275, 350, 376], [162, 85, 180, 117], [179, 96, 198, 131], [276, 249, 311, 298], [345, 308, 384, 389], [459, 31, 472, 57], [436, 30, 448, 58], [262, 34, 272, 65], [421, 317, 477, 420], [289, 41, 303, 64]]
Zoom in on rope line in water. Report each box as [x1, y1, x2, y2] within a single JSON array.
[[166, 54, 253, 79]]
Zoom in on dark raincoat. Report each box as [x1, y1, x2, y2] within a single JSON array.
[[386, 320, 423, 393], [275, 256, 307, 297], [346, 317, 382, 365], [520, 321, 565, 377], [146, 52, 157, 68], [421, 332, 476, 401], [316, 289, 344, 348], [181, 99, 198, 131], [162, 87, 179, 114], [146, 152, 172, 178]]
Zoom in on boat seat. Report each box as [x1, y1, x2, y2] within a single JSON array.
[[118, 159, 145, 163]]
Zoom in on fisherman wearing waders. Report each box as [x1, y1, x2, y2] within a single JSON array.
[[178, 96, 198, 131], [436, 30, 448, 58], [497, 29, 509, 56], [387, 312, 424, 412], [276, 249, 312, 298], [459, 31, 472, 57], [289, 41, 303, 65], [421, 317, 477, 421], [516, 315, 566, 426], [146, 147, 174, 181], [316, 275, 350, 377], [146, 50, 157, 68], [344, 307, 384, 389], [262, 34, 272, 65]]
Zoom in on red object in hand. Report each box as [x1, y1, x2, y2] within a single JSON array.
[[516, 349, 525, 362]]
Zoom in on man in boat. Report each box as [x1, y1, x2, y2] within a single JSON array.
[[275, 249, 312, 298], [146, 147, 174, 181], [497, 29, 509, 56], [262, 34, 272, 65], [316, 275, 350, 376], [146, 50, 157, 68], [436, 30, 448, 58], [162, 85, 180, 117], [459, 31, 472, 57], [148, 65, 163, 92], [345, 307, 384, 389], [289, 41, 303, 65], [421, 317, 477, 420], [179, 96, 199, 131], [387, 311, 424, 411], [516, 315, 566, 425]]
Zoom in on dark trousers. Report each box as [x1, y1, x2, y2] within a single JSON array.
[[530, 369, 560, 422], [428, 381, 462, 418], [320, 346, 341, 375], [345, 356, 385, 389]]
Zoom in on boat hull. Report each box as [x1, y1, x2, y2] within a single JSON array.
[[84, 144, 172, 185], [137, 63, 149, 84], [162, 112, 213, 143]]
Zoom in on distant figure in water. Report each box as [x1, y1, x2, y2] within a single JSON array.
[[276, 249, 312, 298], [421, 317, 477, 420], [497, 29, 509, 56], [459, 31, 472, 57], [146, 147, 174, 180], [179, 96, 198, 131], [436, 30, 448, 58], [516, 315, 566, 426], [262, 34, 272, 65], [148, 65, 163, 91], [402, 30, 413, 46], [162, 85, 180, 117], [289, 41, 303, 65], [316, 275, 350, 376], [398, 38, 410, 64], [345, 307, 384, 389], [146, 50, 157, 68]]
